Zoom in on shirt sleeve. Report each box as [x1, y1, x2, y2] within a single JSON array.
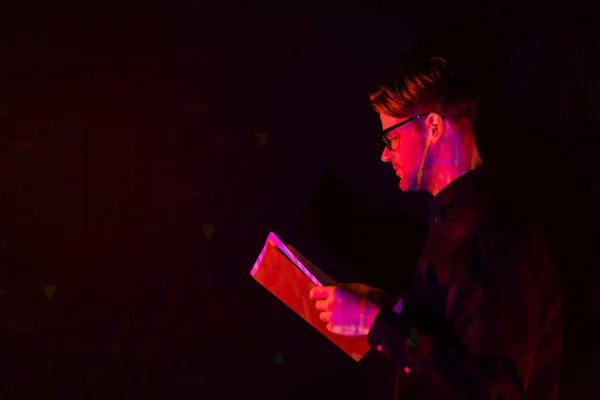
[[367, 223, 546, 400], [392, 297, 403, 314]]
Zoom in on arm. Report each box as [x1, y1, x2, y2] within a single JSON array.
[[367, 226, 544, 399]]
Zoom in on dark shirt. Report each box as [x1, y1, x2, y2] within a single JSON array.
[[367, 166, 562, 399]]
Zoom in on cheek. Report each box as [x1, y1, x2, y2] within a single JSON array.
[[400, 149, 419, 168], [399, 137, 422, 169]]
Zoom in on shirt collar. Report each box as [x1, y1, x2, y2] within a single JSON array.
[[429, 165, 489, 221]]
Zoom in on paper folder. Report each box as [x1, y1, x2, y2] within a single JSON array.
[[250, 232, 370, 362]]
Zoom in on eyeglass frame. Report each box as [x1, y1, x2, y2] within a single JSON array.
[[379, 113, 446, 151]]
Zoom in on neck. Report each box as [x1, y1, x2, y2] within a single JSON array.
[[428, 142, 482, 196]]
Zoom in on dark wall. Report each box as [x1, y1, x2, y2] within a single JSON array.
[[0, 1, 598, 398]]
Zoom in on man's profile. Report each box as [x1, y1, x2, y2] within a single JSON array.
[[309, 55, 562, 399]]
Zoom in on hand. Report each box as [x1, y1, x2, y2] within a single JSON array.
[[336, 283, 400, 309], [309, 284, 382, 337]]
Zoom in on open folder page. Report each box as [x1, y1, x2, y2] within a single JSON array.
[[250, 232, 370, 362]]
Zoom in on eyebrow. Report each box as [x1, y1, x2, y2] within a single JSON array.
[[381, 122, 404, 136], [384, 129, 400, 139]]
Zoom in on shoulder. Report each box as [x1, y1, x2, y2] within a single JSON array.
[[479, 194, 543, 237], [471, 187, 551, 279]]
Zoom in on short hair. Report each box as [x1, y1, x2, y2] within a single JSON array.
[[369, 55, 480, 125]]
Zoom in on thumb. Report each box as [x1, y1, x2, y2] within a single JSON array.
[[336, 283, 371, 296]]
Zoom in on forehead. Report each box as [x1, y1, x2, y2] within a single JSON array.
[[379, 113, 409, 130]]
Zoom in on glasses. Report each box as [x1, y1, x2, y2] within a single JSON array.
[[379, 113, 445, 151]]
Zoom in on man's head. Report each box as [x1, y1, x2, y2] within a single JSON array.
[[370, 56, 483, 195]]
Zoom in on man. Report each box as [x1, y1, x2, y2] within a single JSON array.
[[309, 56, 562, 399]]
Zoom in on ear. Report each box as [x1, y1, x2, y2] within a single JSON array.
[[425, 112, 444, 144]]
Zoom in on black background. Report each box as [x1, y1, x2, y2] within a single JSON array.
[[0, 0, 599, 398]]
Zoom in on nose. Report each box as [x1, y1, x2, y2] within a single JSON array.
[[381, 147, 393, 163]]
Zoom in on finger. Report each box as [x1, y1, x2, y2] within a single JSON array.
[[337, 283, 369, 295], [319, 311, 332, 323], [326, 321, 333, 333], [336, 283, 352, 292], [309, 286, 334, 300], [314, 299, 329, 312]]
